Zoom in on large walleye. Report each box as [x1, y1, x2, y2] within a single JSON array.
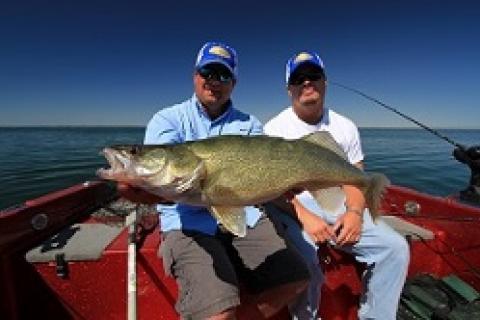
[[98, 132, 389, 236]]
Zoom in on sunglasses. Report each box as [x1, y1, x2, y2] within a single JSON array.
[[197, 67, 233, 83], [289, 73, 324, 86]]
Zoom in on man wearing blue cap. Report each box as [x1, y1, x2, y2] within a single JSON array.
[[121, 42, 310, 320], [264, 51, 410, 319]]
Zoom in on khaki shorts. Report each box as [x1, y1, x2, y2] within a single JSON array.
[[160, 214, 310, 319]]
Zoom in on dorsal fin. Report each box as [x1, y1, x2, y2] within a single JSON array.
[[301, 131, 347, 160]]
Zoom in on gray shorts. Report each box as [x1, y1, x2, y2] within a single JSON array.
[[159, 214, 310, 319]]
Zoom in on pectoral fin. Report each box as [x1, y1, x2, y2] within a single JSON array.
[[309, 187, 346, 214], [175, 161, 206, 193], [209, 206, 247, 237]]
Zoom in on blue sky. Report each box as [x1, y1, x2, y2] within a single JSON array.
[[1, 1, 479, 128]]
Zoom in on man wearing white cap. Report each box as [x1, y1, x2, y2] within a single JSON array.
[[264, 51, 410, 320], [120, 42, 310, 320]]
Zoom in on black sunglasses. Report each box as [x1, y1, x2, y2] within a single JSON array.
[[197, 67, 233, 83], [289, 72, 324, 86]]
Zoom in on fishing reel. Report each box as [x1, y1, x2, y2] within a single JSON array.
[[453, 145, 480, 204]]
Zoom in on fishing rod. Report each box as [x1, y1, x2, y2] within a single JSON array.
[[330, 81, 464, 149]]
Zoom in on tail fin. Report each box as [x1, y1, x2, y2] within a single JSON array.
[[365, 173, 390, 220]]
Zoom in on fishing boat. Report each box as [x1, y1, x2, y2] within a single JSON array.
[[1, 87, 479, 319], [1, 158, 480, 320]]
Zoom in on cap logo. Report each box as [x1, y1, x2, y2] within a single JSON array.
[[208, 46, 231, 59], [294, 52, 313, 63]]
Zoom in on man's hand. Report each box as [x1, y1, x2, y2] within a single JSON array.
[[117, 183, 172, 204], [332, 211, 363, 246], [293, 203, 336, 244], [336, 181, 365, 246]]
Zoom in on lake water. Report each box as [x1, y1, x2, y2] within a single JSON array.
[[1, 127, 478, 210]]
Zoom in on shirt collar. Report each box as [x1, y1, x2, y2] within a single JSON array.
[[192, 94, 233, 123]]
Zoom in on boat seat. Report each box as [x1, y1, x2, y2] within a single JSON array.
[[379, 215, 434, 240], [25, 223, 123, 263]]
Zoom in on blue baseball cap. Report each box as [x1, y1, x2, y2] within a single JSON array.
[[195, 41, 238, 79], [286, 51, 325, 84]]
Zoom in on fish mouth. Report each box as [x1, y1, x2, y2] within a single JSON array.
[[97, 147, 157, 182], [97, 147, 134, 181]]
